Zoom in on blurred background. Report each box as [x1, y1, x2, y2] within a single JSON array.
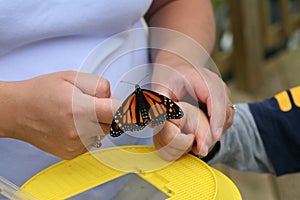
[[211, 0, 300, 199]]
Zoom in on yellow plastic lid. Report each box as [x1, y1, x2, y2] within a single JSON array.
[[21, 146, 241, 200]]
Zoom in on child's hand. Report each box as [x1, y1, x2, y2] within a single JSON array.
[[153, 102, 212, 161]]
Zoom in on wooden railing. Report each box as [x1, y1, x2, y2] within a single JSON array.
[[212, 0, 300, 92], [212, 1, 300, 200]]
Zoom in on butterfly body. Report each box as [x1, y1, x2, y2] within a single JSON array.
[[110, 84, 183, 137]]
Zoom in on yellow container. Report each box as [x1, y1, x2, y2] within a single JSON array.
[[21, 146, 241, 200]]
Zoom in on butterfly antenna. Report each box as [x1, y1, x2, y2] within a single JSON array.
[[120, 80, 135, 86], [138, 73, 151, 85], [120, 73, 152, 86]]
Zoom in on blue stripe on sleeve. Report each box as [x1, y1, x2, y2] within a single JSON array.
[[249, 89, 300, 176]]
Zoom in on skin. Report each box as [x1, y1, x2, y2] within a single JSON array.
[[0, 71, 115, 159], [145, 0, 234, 158], [153, 102, 212, 161], [0, 0, 233, 161]]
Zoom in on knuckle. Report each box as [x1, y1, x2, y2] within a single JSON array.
[[63, 105, 75, 119], [158, 150, 174, 161], [68, 131, 80, 141], [227, 116, 234, 127], [97, 78, 111, 97], [163, 131, 177, 143]]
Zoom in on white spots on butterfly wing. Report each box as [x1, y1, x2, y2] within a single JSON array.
[[110, 127, 123, 137], [110, 86, 184, 137]]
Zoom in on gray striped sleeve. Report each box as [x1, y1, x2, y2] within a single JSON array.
[[208, 103, 275, 174]]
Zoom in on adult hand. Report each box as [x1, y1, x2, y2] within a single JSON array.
[[153, 102, 212, 161], [152, 59, 234, 141], [146, 0, 230, 158], [0, 71, 114, 159]]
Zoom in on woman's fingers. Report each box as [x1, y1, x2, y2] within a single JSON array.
[[153, 121, 195, 161]]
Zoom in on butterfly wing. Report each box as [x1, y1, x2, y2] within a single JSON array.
[[110, 119, 124, 137], [141, 89, 184, 127], [110, 90, 147, 137], [110, 86, 184, 137]]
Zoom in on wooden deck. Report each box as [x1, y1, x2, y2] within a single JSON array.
[[210, 1, 300, 198], [219, 47, 300, 200]]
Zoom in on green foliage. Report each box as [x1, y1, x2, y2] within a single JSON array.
[[211, 0, 226, 11]]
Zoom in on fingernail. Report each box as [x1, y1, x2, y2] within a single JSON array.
[[214, 128, 223, 140], [201, 145, 209, 156]]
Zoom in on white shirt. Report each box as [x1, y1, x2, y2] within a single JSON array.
[[0, 0, 152, 82], [0, 0, 153, 192]]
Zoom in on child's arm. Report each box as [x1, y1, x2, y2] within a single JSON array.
[[208, 86, 300, 176], [207, 104, 275, 174], [248, 87, 300, 175]]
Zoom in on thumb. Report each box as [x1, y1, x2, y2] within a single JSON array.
[[63, 71, 111, 98], [205, 85, 228, 140], [190, 68, 229, 140], [94, 97, 121, 124]]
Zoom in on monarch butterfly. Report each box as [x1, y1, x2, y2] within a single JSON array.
[[110, 84, 184, 137]]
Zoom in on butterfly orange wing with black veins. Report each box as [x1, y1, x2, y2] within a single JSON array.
[[142, 89, 184, 125], [110, 85, 184, 137], [110, 89, 147, 137]]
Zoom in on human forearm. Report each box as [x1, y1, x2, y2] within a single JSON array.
[[146, 0, 233, 143], [145, 0, 215, 53], [0, 81, 19, 138], [145, 0, 216, 67]]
